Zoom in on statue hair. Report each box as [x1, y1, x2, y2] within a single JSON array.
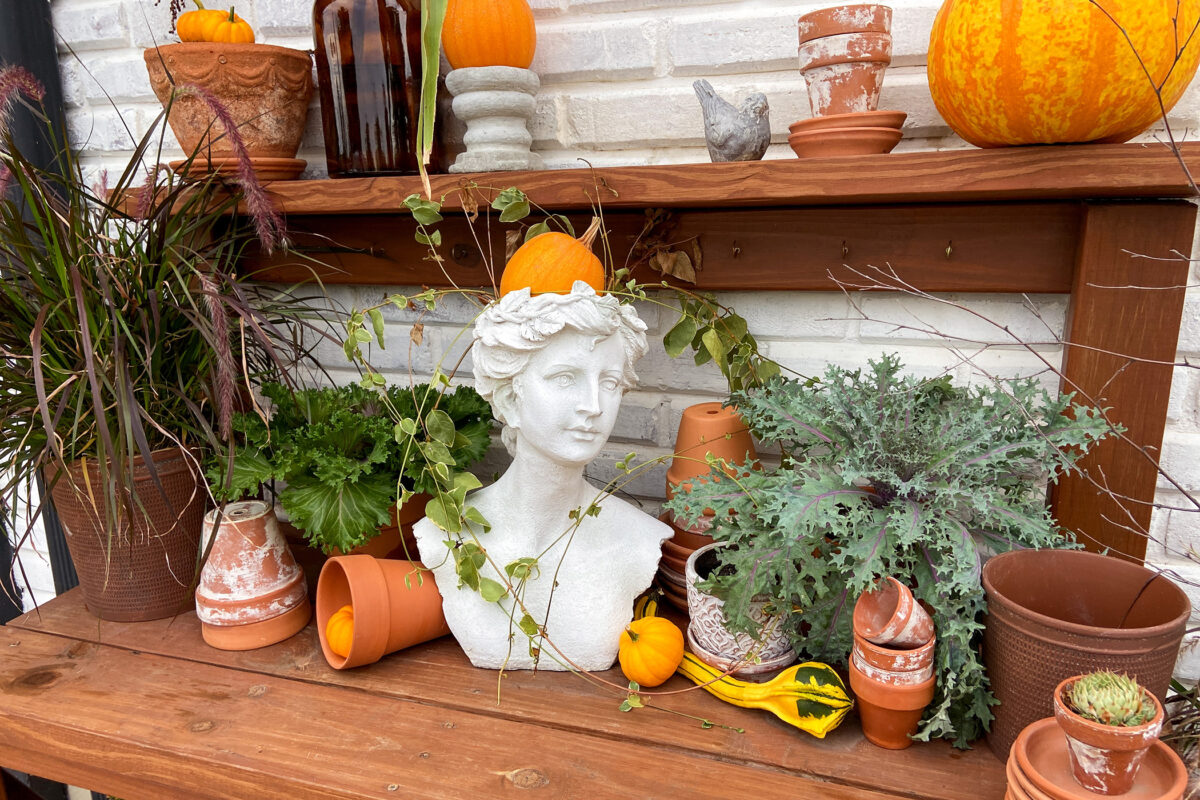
[[473, 282, 649, 455]]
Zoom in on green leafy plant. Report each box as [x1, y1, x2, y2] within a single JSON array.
[[1067, 671, 1158, 727], [210, 381, 492, 554], [664, 354, 1117, 746], [0, 65, 319, 558]]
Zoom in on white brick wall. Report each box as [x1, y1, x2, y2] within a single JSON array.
[[33, 0, 1200, 679]]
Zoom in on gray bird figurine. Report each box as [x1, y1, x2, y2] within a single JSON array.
[[693, 79, 771, 163]]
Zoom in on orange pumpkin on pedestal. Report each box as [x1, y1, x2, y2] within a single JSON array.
[[443, 0, 537, 69], [927, 0, 1200, 146]]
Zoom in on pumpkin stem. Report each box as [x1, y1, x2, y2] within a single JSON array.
[[625, 625, 640, 642], [578, 216, 602, 250], [227, 5, 236, 21], [192, 0, 206, 7]]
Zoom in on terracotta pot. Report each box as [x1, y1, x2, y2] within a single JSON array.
[[315, 554, 450, 669], [666, 402, 756, 493], [685, 543, 795, 678], [143, 43, 313, 177], [195, 501, 310, 651], [982, 548, 1189, 761], [1052, 676, 1164, 795], [849, 659, 935, 749], [1014, 717, 1187, 800], [853, 576, 933, 648], [798, 4, 893, 45], [798, 32, 892, 117], [851, 631, 935, 686], [48, 447, 203, 622]]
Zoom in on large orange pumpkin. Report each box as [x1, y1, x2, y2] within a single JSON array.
[[927, 0, 1200, 146], [443, 0, 537, 69], [499, 217, 605, 297]]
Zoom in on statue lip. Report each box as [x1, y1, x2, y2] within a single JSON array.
[[568, 426, 600, 436]]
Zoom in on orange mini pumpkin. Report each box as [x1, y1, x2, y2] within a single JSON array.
[[325, 604, 355, 658], [499, 217, 605, 297], [928, 0, 1200, 146], [442, 0, 537, 69], [619, 616, 685, 688], [175, 0, 227, 41], [201, 6, 255, 43]]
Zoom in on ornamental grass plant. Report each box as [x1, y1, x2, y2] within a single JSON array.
[[664, 354, 1116, 747]]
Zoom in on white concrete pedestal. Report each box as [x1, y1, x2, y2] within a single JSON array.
[[447, 66, 543, 173]]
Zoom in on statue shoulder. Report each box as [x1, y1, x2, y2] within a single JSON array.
[[595, 493, 671, 544]]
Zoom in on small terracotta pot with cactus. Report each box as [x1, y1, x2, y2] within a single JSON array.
[[1052, 671, 1164, 795]]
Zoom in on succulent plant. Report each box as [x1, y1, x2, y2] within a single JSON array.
[[1067, 671, 1158, 727]]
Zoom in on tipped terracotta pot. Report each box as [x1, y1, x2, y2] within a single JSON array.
[[849, 659, 935, 749], [798, 31, 892, 118], [853, 576, 933, 648], [685, 543, 795, 678], [1052, 676, 1164, 795], [143, 42, 313, 179], [667, 402, 757, 491], [982, 548, 1189, 761], [798, 4, 893, 45], [316, 554, 450, 669], [195, 501, 311, 651]]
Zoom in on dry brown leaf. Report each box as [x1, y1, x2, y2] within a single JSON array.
[[651, 249, 696, 283], [505, 229, 522, 260], [410, 322, 424, 346]]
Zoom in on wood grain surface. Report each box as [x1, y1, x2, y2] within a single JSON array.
[[260, 143, 1200, 215], [4, 591, 1007, 800]]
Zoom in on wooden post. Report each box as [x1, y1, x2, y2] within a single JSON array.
[[1051, 201, 1194, 562]]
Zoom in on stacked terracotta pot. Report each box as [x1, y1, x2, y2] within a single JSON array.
[[849, 576, 936, 749], [792, 4, 906, 157], [1006, 699, 1185, 800], [657, 402, 756, 611]]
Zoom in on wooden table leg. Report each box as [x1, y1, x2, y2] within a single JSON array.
[[1051, 201, 1194, 562]]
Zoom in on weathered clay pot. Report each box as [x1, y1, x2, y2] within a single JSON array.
[[143, 43, 313, 177], [788, 109, 906, 134], [853, 576, 933, 648], [982, 548, 1189, 761], [49, 447, 203, 622], [798, 31, 892, 117], [851, 631, 935, 686], [1053, 676, 1164, 795], [667, 402, 757, 493], [849, 659, 935, 749], [195, 501, 310, 651], [315, 554, 450, 670], [797, 4, 893, 45], [685, 543, 795, 678]]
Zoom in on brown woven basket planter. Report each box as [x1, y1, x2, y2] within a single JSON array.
[[982, 548, 1188, 761], [49, 448, 205, 622]]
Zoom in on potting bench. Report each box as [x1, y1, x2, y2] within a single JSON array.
[[1, 589, 1003, 799]]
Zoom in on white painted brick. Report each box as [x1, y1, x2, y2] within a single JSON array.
[[67, 105, 144, 152], [1166, 366, 1197, 429], [59, 60, 89, 108], [83, 54, 156, 103], [124, 0, 178, 49], [633, 337, 737, 394], [1147, 558, 1200, 625], [585, 443, 673, 499], [1158, 431, 1200, 491], [53, 1, 128, 51], [533, 18, 659, 84], [719, 291, 852, 341], [668, 9, 803, 77], [608, 390, 668, 446], [255, 0, 314, 37], [566, 0, 724, 12], [1162, 501, 1200, 564], [1145, 503, 1173, 563], [763, 339, 987, 386], [1178, 289, 1200, 354], [858, 293, 1068, 346]]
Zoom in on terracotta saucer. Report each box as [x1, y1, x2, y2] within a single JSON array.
[[788, 126, 903, 158], [1014, 718, 1187, 800], [169, 156, 307, 181], [789, 110, 907, 134], [1006, 750, 1056, 800], [657, 563, 687, 588]]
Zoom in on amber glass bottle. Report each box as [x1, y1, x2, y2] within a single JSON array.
[[313, 0, 438, 176]]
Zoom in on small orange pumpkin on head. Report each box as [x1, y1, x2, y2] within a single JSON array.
[[498, 217, 605, 298]]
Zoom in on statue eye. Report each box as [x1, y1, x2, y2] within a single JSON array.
[[552, 373, 574, 387], [600, 377, 621, 392]]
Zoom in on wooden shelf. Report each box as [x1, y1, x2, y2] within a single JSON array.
[[263, 142, 1200, 215]]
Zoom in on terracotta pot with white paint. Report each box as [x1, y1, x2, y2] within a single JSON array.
[[195, 501, 311, 651]]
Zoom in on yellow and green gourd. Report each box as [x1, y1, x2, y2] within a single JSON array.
[[927, 0, 1200, 146]]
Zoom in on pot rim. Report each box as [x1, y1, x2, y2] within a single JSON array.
[[982, 549, 1190, 640], [143, 41, 314, 62]]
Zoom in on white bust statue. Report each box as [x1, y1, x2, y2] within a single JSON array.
[[414, 282, 671, 671]]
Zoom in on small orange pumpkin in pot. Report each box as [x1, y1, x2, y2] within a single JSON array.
[[499, 217, 606, 297], [175, 0, 228, 41], [325, 604, 355, 658], [443, 0, 537, 69]]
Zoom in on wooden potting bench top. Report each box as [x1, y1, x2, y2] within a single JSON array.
[[1, 589, 1005, 799]]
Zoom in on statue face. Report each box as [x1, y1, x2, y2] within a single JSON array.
[[512, 330, 625, 467]]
